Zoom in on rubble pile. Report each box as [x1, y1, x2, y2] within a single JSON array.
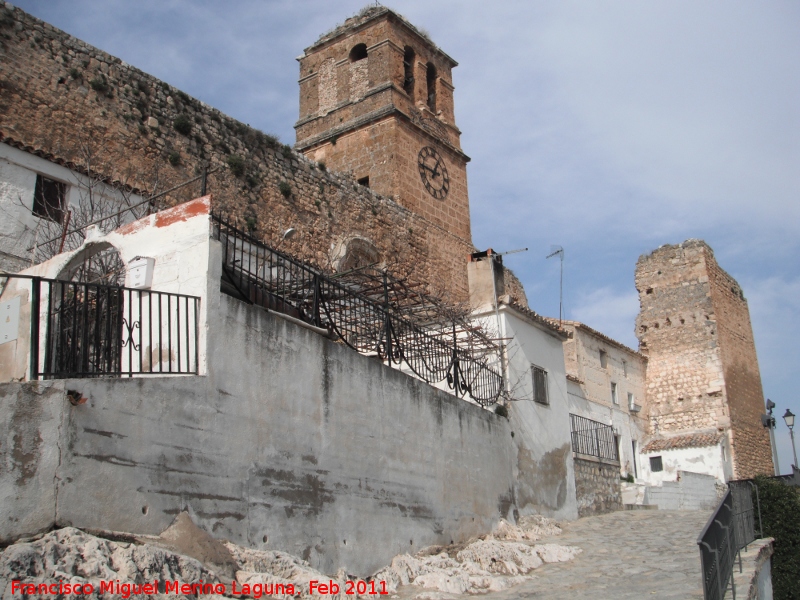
[[0, 514, 579, 599], [373, 515, 579, 596]]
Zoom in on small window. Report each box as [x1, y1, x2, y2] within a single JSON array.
[[33, 174, 66, 223], [649, 456, 663, 472], [357, 176, 369, 188], [426, 62, 437, 112], [599, 349, 608, 369], [532, 365, 548, 405], [611, 382, 618, 404], [349, 43, 367, 62], [627, 392, 634, 409], [622, 360, 628, 377]]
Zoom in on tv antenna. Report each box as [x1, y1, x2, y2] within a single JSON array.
[[546, 245, 564, 327], [498, 247, 528, 257]]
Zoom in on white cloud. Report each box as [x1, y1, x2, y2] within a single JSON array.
[[570, 286, 640, 350]]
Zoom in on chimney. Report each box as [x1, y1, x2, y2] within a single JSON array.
[[468, 249, 504, 311]]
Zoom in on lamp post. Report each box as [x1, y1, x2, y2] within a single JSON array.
[[784, 408, 798, 470], [762, 399, 780, 476]]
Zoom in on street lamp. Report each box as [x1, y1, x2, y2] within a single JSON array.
[[276, 227, 296, 251], [784, 408, 798, 470], [762, 399, 780, 475]]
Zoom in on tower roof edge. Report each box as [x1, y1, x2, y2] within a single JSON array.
[[304, 5, 457, 67]]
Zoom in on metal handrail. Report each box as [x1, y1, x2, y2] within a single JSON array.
[[728, 480, 762, 552], [697, 490, 738, 600]]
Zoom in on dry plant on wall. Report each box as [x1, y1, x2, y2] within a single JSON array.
[[11, 139, 162, 284]]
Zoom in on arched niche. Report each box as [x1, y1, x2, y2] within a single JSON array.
[[56, 241, 125, 286], [331, 236, 381, 273], [349, 43, 370, 101]]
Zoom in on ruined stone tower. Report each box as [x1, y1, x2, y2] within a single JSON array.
[[294, 7, 472, 244], [635, 240, 773, 479]]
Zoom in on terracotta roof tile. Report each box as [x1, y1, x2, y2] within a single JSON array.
[[503, 301, 569, 339], [642, 432, 722, 453]]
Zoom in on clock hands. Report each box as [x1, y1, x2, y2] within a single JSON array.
[[421, 159, 442, 178]]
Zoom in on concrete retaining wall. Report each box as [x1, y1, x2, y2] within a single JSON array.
[[644, 470, 720, 510], [0, 294, 518, 576]]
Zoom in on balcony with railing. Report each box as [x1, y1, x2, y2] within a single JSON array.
[[569, 413, 619, 463]]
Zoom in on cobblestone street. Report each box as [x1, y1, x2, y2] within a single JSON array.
[[504, 510, 708, 599], [397, 510, 709, 599]]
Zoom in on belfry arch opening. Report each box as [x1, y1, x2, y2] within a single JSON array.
[[349, 43, 368, 62], [425, 63, 437, 112], [403, 47, 415, 97]]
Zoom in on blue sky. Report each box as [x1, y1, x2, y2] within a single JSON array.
[[13, 0, 800, 474]]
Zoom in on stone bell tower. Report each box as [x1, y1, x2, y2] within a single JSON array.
[[294, 6, 472, 244]]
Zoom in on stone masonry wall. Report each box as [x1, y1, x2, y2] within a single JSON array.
[[295, 8, 470, 243], [573, 457, 622, 517], [301, 117, 471, 242], [635, 240, 773, 478], [707, 254, 773, 477], [635, 241, 728, 435], [0, 5, 475, 303]]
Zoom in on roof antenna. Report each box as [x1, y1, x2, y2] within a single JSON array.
[[546, 245, 564, 327]]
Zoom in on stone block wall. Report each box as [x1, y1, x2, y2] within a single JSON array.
[[707, 255, 773, 477], [573, 457, 622, 517], [635, 240, 773, 478], [635, 241, 727, 435], [0, 5, 477, 304]]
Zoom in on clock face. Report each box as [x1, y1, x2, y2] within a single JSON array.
[[417, 146, 449, 200]]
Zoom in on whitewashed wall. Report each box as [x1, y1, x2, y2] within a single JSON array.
[[640, 443, 729, 484], [0, 142, 144, 272], [0, 196, 213, 381], [490, 305, 578, 520]]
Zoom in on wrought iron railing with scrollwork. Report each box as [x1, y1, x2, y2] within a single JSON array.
[[211, 213, 503, 406], [3, 275, 199, 379]]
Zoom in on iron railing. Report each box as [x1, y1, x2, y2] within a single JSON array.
[[697, 481, 763, 600], [4, 275, 199, 378], [697, 490, 739, 600], [569, 414, 619, 461], [211, 213, 503, 406], [728, 480, 762, 553]]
